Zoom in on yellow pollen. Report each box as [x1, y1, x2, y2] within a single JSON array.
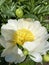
[[12, 29, 35, 45]]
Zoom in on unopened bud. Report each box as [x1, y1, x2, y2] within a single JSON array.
[[23, 49, 29, 56]]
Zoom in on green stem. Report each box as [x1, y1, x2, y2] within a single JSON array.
[[9, 63, 11, 65]]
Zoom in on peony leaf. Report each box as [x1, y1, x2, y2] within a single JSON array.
[[19, 57, 36, 65]]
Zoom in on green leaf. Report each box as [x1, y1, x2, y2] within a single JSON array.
[[38, 6, 44, 14], [33, 5, 41, 13], [19, 57, 36, 65], [0, 0, 6, 6], [24, 14, 38, 20]]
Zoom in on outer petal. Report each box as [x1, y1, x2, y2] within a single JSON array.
[[34, 26, 47, 39], [1, 46, 15, 57], [29, 52, 42, 62], [29, 21, 41, 35], [35, 26, 47, 38], [14, 48, 26, 64], [29, 21, 41, 32], [34, 41, 49, 55], [0, 36, 14, 48], [5, 53, 17, 63], [29, 21, 48, 40], [12, 46, 26, 63], [23, 40, 41, 52], [17, 18, 33, 29], [1, 19, 18, 41], [0, 36, 6, 48], [1, 45, 26, 63]]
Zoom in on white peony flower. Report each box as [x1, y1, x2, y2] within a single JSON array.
[[0, 18, 49, 63]]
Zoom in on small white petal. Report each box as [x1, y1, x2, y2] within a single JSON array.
[[0, 36, 6, 48], [17, 18, 33, 29], [1, 45, 16, 57], [1, 19, 18, 41], [12, 46, 26, 63], [23, 41, 40, 52], [12, 46, 24, 57], [34, 26, 47, 39], [29, 21, 41, 32], [42, 41, 49, 53], [8, 19, 17, 25], [29, 52, 42, 62], [0, 36, 14, 48], [14, 55, 25, 64], [1, 45, 26, 64], [5, 53, 17, 63], [34, 41, 49, 55], [1, 26, 15, 41]]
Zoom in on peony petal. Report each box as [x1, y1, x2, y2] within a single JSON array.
[[29, 21, 41, 32], [34, 26, 47, 39], [17, 18, 33, 29], [8, 19, 17, 25], [14, 54, 25, 64], [29, 21, 48, 40], [0, 36, 6, 48], [23, 41, 41, 52], [1, 46, 14, 57], [12, 46, 25, 57], [5, 53, 17, 63], [41, 41, 49, 54], [13, 46, 26, 63], [1, 19, 18, 41], [34, 41, 49, 55], [1, 45, 26, 64], [0, 36, 14, 48], [29, 52, 42, 62]]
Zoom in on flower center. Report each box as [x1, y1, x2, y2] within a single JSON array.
[[12, 29, 35, 45]]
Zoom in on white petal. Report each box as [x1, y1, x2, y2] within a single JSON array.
[[38, 34, 49, 41], [0, 36, 6, 48], [14, 54, 25, 64], [5, 53, 17, 63], [8, 19, 17, 25], [1, 45, 26, 63], [44, 34, 49, 40], [17, 18, 33, 29], [29, 21, 41, 32], [1, 46, 14, 57], [42, 41, 49, 54], [1, 21, 17, 41], [34, 26, 47, 39], [34, 41, 49, 55], [29, 21, 48, 40], [23, 41, 40, 52], [13, 46, 26, 63], [0, 36, 14, 48], [5, 51, 25, 63], [12, 46, 24, 57], [29, 52, 42, 62]]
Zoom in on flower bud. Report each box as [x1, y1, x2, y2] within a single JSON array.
[[15, 8, 23, 18], [23, 49, 29, 56], [43, 54, 49, 62]]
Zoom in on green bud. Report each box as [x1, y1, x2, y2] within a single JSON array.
[[23, 49, 29, 56], [15, 8, 23, 18], [43, 54, 49, 62]]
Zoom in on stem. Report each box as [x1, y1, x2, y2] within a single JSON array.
[[9, 63, 11, 65]]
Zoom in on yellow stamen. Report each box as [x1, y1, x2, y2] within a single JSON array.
[[12, 29, 35, 45]]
